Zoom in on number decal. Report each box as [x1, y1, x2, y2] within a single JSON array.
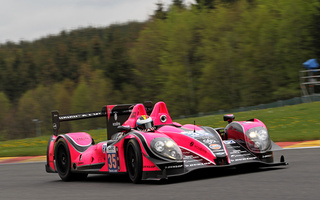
[[107, 154, 112, 168], [112, 154, 117, 168], [107, 146, 118, 173]]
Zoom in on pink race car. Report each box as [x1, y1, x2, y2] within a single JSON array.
[[46, 101, 287, 183]]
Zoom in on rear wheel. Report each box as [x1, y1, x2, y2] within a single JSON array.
[[54, 138, 87, 181], [125, 139, 143, 183]]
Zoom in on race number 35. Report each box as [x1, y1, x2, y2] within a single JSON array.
[[107, 146, 117, 173]]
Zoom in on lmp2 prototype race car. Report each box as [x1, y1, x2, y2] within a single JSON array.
[[46, 101, 287, 183]]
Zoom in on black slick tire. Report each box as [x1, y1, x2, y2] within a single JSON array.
[[125, 139, 143, 183]]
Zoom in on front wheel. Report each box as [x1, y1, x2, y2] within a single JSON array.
[[125, 139, 143, 183]]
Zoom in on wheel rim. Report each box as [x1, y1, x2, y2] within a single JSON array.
[[127, 145, 137, 178], [57, 145, 68, 174]]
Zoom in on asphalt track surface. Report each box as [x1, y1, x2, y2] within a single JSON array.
[[1, 148, 319, 200]]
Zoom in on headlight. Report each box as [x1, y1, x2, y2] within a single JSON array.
[[150, 138, 182, 160], [245, 127, 271, 153], [154, 141, 165, 152]]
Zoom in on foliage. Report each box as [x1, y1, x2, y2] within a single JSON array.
[[0, 92, 11, 140], [0, 0, 319, 139]]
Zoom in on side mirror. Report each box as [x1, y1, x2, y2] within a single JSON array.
[[117, 125, 131, 133], [223, 114, 235, 123]]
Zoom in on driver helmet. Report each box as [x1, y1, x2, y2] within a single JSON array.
[[136, 115, 154, 132]]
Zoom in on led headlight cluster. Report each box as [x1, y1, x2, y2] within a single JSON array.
[[150, 138, 182, 160], [245, 127, 271, 153]]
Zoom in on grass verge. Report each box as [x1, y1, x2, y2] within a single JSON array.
[[1, 101, 319, 157]]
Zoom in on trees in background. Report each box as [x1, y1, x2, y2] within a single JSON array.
[[0, 0, 319, 139], [0, 92, 11, 140]]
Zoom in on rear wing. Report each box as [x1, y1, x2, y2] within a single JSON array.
[[51, 108, 107, 136], [51, 101, 153, 140]]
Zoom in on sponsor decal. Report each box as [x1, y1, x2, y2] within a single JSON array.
[[223, 140, 236, 144], [107, 146, 115, 152], [209, 144, 221, 150], [234, 157, 257, 162], [197, 137, 219, 145], [102, 144, 107, 154], [188, 142, 208, 154], [53, 123, 57, 129], [184, 158, 204, 163], [230, 150, 248, 154], [202, 138, 217, 144], [165, 164, 183, 169], [231, 150, 241, 153], [184, 155, 200, 160], [181, 148, 214, 167], [112, 122, 121, 127], [194, 145, 207, 154], [185, 162, 212, 167], [231, 154, 251, 158], [181, 130, 211, 138], [215, 152, 226, 156], [143, 165, 156, 169], [114, 113, 118, 121], [262, 154, 272, 158], [76, 137, 90, 142], [59, 112, 101, 120]]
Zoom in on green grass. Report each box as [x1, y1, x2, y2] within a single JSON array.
[[176, 101, 320, 142], [1, 102, 319, 157]]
